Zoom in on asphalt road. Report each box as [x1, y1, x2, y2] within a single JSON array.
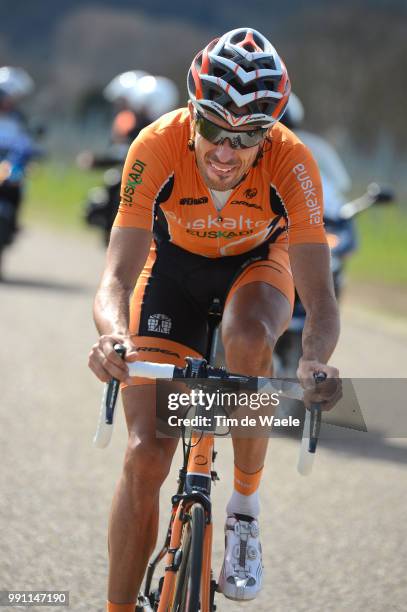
[[1, 227, 406, 612]]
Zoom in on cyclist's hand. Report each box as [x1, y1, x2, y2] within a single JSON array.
[[297, 358, 339, 384], [297, 359, 342, 411], [88, 334, 138, 383]]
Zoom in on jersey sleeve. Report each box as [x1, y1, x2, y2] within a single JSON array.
[[274, 141, 328, 245], [113, 125, 174, 230]]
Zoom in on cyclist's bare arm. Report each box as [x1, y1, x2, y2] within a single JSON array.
[[289, 242, 340, 382], [89, 226, 152, 383]]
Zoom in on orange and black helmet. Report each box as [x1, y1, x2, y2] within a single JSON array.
[[188, 28, 291, 128]]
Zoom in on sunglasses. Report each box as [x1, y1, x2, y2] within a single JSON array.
[[195, 113, 267, 149]]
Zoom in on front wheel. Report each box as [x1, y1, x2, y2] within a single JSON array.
[[172, 503, 205, 612]]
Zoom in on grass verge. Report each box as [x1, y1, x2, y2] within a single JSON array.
[[348, 204, 407, 286], [23, 161, 104, 230]]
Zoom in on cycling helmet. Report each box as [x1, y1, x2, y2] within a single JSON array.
[[188, 27, 290, 128], [280, 92, 304, 129], [0, 66, 34, 99], [126, 75, 179, 119], [103, 70, 149, 103]]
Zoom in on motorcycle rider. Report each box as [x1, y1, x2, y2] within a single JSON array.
[[78, 71, 152, 171], [108, 73, 179, 147], [105, 71, 155, 154], [274, 93, 354, 382], [81, 72, 179, 244], [0, 67, 39, 277], [281, 92, 352, 221]]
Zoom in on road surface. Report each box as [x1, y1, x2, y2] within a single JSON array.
[[1, 227, 406, 611]]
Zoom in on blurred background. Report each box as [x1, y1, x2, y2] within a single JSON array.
[[1, 2, 407, 611], [1, 0, 406, 294]]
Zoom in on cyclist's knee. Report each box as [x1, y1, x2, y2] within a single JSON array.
[[123, 439, 174, 488], [223, 318, 277, 370]]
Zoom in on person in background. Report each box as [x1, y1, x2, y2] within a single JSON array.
[[104, 71, 152, 155], [0, 67, 41, 276], [80, 72, 179, 244], [281, 92, 352, 221], [0, 66, 34, 128]]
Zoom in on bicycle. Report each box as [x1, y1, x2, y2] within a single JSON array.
[[94, 304, 326, 611]]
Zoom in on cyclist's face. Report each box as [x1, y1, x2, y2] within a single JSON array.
[[189, 105, 263, 191]]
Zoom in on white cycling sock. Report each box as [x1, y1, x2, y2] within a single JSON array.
[[226, 489, 260, 520]]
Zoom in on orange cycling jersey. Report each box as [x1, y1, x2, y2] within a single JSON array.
[[114, 108, 327, 257]]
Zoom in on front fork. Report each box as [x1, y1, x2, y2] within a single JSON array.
[[141, 440, 218, 611]]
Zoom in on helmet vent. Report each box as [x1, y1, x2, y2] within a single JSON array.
[[187, 28, 291, 126]]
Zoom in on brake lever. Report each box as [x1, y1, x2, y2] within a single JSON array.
[[297, 371, 327, 475], [105, 344, 126, 424], [93, 343, 126, 448]]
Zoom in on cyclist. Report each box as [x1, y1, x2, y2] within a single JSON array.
[[88, 27, 340, 610]]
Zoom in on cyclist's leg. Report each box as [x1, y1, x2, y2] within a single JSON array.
[[223, 281, 291, 472], [108, 383, 178, 604], [218, 243, 294, 600], [109, 377, 188, 604], [222, 241, 295, 474], [107, 242, 210, 606], [107, 336, 206, 606]]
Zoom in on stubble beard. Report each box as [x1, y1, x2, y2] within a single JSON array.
[[197, 157, 243, 191]]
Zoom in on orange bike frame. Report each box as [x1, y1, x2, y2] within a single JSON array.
[[157, 431, 215, 612]]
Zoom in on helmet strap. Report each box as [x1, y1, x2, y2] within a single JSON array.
[[252, 150, 262, 168], [252, 136, 272, 167], [188, 118, 196, 151], [252, 144, 264, 168]]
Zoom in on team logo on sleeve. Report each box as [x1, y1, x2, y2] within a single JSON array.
[[292, 163, 321, 224], [122, 159, 147, 206]]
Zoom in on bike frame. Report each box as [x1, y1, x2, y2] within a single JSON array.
[[142, 304, 222, 611], [149, 430, 215, 612]]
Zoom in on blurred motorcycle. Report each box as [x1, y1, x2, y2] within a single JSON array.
[[274, 182, 394, 380], [0, 66, 43, 279], [82, 72, 179, 246], [0, 124, 42, 278], [83, 164, 123, 246]]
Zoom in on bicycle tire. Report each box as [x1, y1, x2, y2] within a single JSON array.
[[172, 502, 205, 612]]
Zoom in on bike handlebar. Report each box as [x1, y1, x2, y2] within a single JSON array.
[[93, 345, 328, 477], [127, 360, 178, 380]]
